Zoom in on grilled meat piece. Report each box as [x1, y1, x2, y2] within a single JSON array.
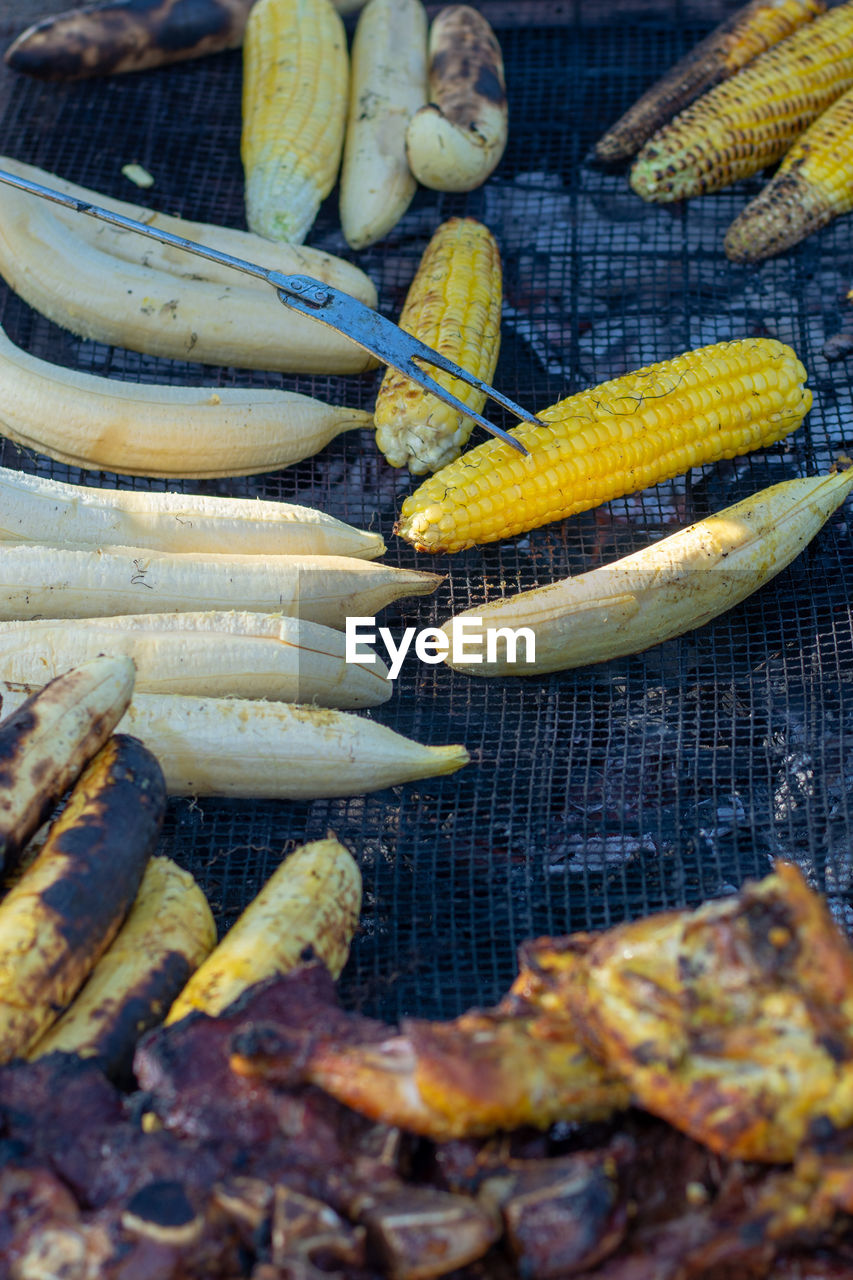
[[229, 973, 629, 1141], [527, 862, 853, 1163]]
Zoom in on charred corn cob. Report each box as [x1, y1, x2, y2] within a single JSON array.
[[630, 0, 853, 203], [0, 733, 165, 1062], [242, 0, 349, 243], [595, 0, 825, 164], [442, 468, 853, 675], [0, 655, 134, 874], [396, 338, 811, 554], [29, 857, 215, 1081], [374, 218, 502, 474], [725, 86, 853, 260], [166, 835, 360, 1023]]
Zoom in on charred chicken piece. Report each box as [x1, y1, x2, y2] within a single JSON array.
[[229, 980, 629, 1141], [528, 861, 853, 1163]]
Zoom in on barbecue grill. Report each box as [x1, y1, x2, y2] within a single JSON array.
[[0, 0, 850, 1025]]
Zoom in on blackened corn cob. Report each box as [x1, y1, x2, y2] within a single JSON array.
[[595, 0, 824, 164], [373, 217, 502, 474], [396, 338, 811, 554], [725, 86, 853, 260], [630, 0, 853, 202]]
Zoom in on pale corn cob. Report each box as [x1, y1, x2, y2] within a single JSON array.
[[396, 338, 811, 554], [725, 86, 853, 260], [595, 0, 825, 164], [442, 468, 853, 676], [374, 218, 502, 474], [630, 0, 853, 202], [242, 0, 349, 243], [166, 836, 360, 1023]]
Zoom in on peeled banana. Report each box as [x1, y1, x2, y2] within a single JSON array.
[[339, 0, 428, 249], [0, 155, 378, 374], [0, 544, 440, 629], [0, 612, 393, 709], [0, 685, 470, 799], [442, 468, 853, 676], [0, 466, 386, 560], [0, 323, 372, 477]]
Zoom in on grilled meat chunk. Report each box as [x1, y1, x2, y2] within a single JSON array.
[[528, 862, 853, 1163]]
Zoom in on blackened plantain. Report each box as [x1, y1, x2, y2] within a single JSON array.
[[0, 732, 166, 1063], [0, 655, 135, 875], [6, 0, 255, 79], [30, 856, 215, 1083]]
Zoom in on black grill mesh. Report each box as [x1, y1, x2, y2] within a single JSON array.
[[0, 2, 852, 1020]]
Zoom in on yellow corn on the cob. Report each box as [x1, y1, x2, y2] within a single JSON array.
[[596, 0, 824, 164], [242, 0, 349, 243], [725, 86, 853, 260], [396, 338, 811, 554], [373, 218, 502, 475], [630, 0, 853, 202]]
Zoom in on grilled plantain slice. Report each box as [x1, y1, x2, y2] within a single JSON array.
[[166, 835, 360, 1024], [0, 732, 166, 1063], [0, 654, 135, 875], [30, 856, 215, 1082]]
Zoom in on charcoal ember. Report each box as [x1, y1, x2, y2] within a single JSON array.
[[822, 332, 853, 362], [478, 1146, 632, 1278]]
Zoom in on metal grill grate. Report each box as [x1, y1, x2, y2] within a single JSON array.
[[0, 1, 851, 1021]]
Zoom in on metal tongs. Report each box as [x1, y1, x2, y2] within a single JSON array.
[[0, 165, 538, 456]]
